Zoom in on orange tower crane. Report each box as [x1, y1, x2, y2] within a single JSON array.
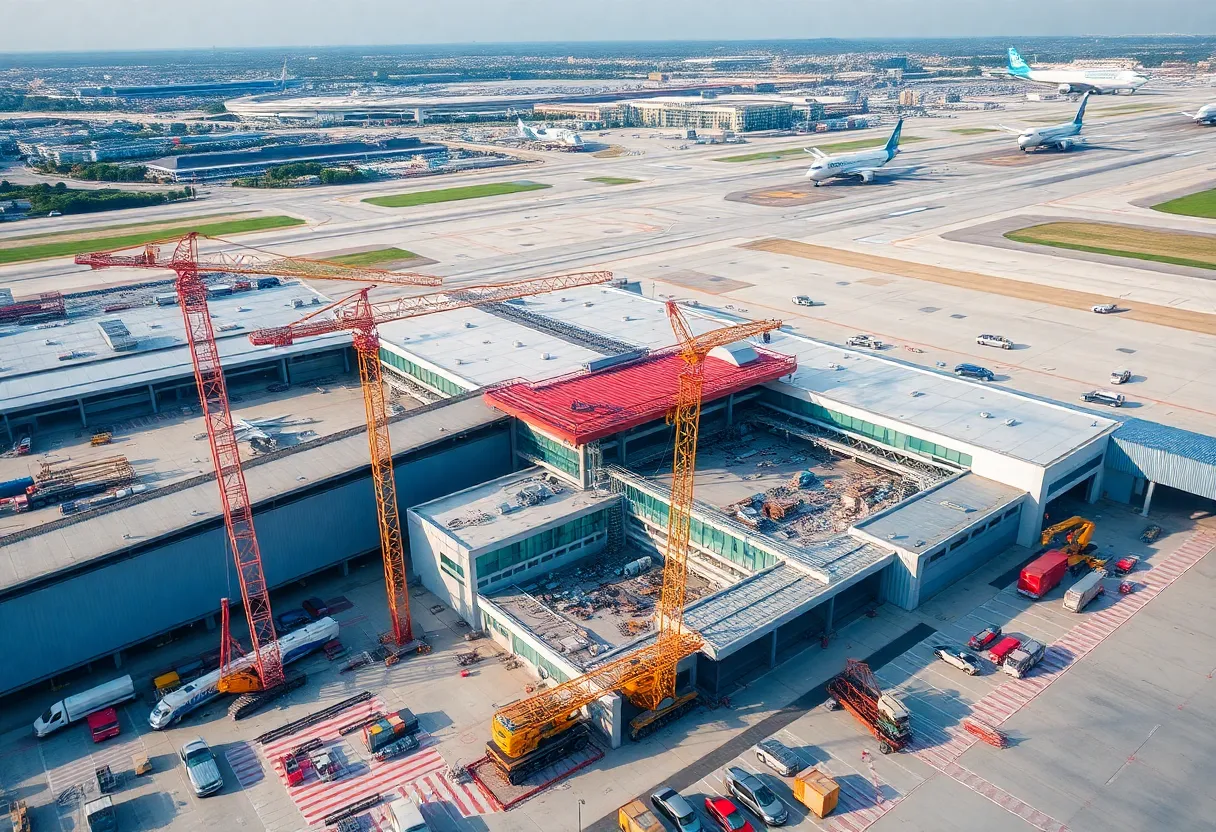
[[76, 233, 440, 691], [249, 272, 616, 646], [486, 303, 782, 783]]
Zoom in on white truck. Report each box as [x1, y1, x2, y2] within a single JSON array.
[[34, 675, 135, 738], [1002, 639, 1046, 678], [1063, 571, 1106, 613]]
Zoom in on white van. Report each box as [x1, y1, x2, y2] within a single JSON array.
[[389, 800, 430, 832], [976, 334, 1013, 349]]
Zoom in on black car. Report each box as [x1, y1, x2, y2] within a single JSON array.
[[954, 363, 994, 381]]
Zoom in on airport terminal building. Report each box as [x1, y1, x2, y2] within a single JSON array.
[[3, 285, 1213, 734]]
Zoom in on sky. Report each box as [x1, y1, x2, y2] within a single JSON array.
[[1, 0, 1214, 52]]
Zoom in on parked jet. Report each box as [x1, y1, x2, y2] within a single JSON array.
[[1182, 103, 1216, 125], [804, 118, 914, 186], [1005, 47, 1147, 95], [998, 93, 1095, 151], [517, 119, 584, 147]]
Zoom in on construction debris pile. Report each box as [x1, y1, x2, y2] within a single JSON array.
[[0, 455, 144, 516], [498, 552, 718, 667], [446, 473, 567, 530], [707, 429, 919, 546]]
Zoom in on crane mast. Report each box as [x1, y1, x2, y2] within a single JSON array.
[[249, 272, 617, 646], [75, 232, 439, 688], [486, 303, 782, 780]]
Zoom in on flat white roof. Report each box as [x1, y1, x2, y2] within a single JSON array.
[[411, 467, 618, 553], [0, 282, 347, 413], [378, 305, 605, 390], [381, 287, 1115, 467]]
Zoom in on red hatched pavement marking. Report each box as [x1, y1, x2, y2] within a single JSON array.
[[405, 771, 498, 817], [912, 530, 1215, 771], [923, 757, 1068, 832], [225, 741, 264, 788]]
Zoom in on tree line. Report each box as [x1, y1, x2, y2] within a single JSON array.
[[0, 180, 194, 215]]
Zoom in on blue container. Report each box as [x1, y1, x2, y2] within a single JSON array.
[[0, 476, 33, 499]]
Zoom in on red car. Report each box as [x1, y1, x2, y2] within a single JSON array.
[[705, 796, 754, 832], [968, 624, 1002, 652]]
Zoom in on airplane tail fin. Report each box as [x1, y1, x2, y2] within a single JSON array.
[[1074, 92, 1090, 125], [885, 118, 904, 154], [804, 147, 828, 159], [1181, 111, 1196, 118], [1007, 47, 1030, 77]]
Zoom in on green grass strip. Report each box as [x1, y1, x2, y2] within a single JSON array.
[[0, 213, 243, 244], [326, 247, 419, 267], [585, 176, 640, 186], [1151, 188, 1216, 220], [0, 215, 305, 265], [714, 135, 924, 162], [363, 182, 550, 208], [1005, 231, 1216, 271], [948, 128, 998, 135]]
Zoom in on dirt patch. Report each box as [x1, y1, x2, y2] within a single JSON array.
[[660, 269, 754, 294], [740, 237, 1216, 336], [725, 184, 843, 207], [1009, 221, 1216, 269]]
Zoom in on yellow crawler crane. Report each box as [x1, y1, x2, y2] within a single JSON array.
[[1040, 515, 1104, 569], [487, 302, 781, 784]]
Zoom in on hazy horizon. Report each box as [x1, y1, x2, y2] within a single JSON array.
[[2, 0, 1213, 53]]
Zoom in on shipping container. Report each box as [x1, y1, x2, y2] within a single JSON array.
[[1018, 550, 1070, 599], [1063, 571, 1106, 612], [794, 768, 839, 818], [363, 708, 419, 753]]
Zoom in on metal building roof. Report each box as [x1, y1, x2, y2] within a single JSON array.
[[484, 346, 796, 445], [853, 473, 1026, 556], [1108, 418, 1216, 501], [409, 468, 618, 553], [0, 282, 347, 414]]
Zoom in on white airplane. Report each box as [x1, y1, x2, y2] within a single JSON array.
[[1005, 47, 1147, 95], [517, 118, 584, 147], [1182, 103, 1216, 125], [998, 93, 1096, 151], [804, 118, 916, 186]]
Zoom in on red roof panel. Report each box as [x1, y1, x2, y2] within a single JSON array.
[[484, 347, 797, 446]]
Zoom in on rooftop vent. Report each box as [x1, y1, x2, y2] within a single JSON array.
[[910, 390, 922, 397], [980, 411, 992, 419], [513, 340, 525, 348], [583, 302, 594, 307], [1004, 418, 1018, 426], [541, 352, 552, 360], [464, 321, 476, 328]]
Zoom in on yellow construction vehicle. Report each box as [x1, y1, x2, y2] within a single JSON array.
[[1040, 516, 1104, 569], [486, 305, 782, 784]]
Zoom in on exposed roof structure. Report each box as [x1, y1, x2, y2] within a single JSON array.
[[484, 346, 797, 446], [853, 473, 1026, 556]]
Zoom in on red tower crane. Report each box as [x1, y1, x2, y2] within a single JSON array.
[[76, 233, 440, 691], [249, 272, 616, 646]]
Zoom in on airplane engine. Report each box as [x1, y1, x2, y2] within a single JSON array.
[[859, 170, 875, 184], [1057, 84, 1073, 95], [1058, 139, 1073, 151]]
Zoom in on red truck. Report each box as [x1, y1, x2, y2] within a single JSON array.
[[86, 707, 120, 743], [1018, 550, 1070, 599], [987, 636, 1021, 665]]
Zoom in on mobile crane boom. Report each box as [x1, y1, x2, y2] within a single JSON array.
[[486, 304, 782, 782], [76, 232, 438, 690]]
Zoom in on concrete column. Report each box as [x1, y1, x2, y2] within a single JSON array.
[[148, 384, 158, 414], [113, 651, 123, 669], [769, 629, 778, 668], [726, 393, 734, 427], [1141, 481, 1157, 517], [620, 433, 629, 467], [342, 560, 351, 577], [204, 615, 216, 631], [508, 422, 519, 471], [280, 358, 289, 384], [343, 349, 351, 374], [2, 412, 10, 444], [415, 108, 426, 126], [825, 595, 836, 635], [78, 399, 87, 428]]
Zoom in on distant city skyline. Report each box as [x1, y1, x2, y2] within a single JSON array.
[[2, 0, 1214, 53]]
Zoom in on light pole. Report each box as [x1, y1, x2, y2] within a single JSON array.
[[578, 798, 586, 831]]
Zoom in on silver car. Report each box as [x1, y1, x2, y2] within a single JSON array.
[[753, 739, 803, 777], [180, 737, 223, 797], [724, 766, 788, 826], [650, 786, 702, 832]]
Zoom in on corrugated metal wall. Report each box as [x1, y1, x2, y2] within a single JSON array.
[[0, 427, 511, 695], [1108, 435, 1216, 502]]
